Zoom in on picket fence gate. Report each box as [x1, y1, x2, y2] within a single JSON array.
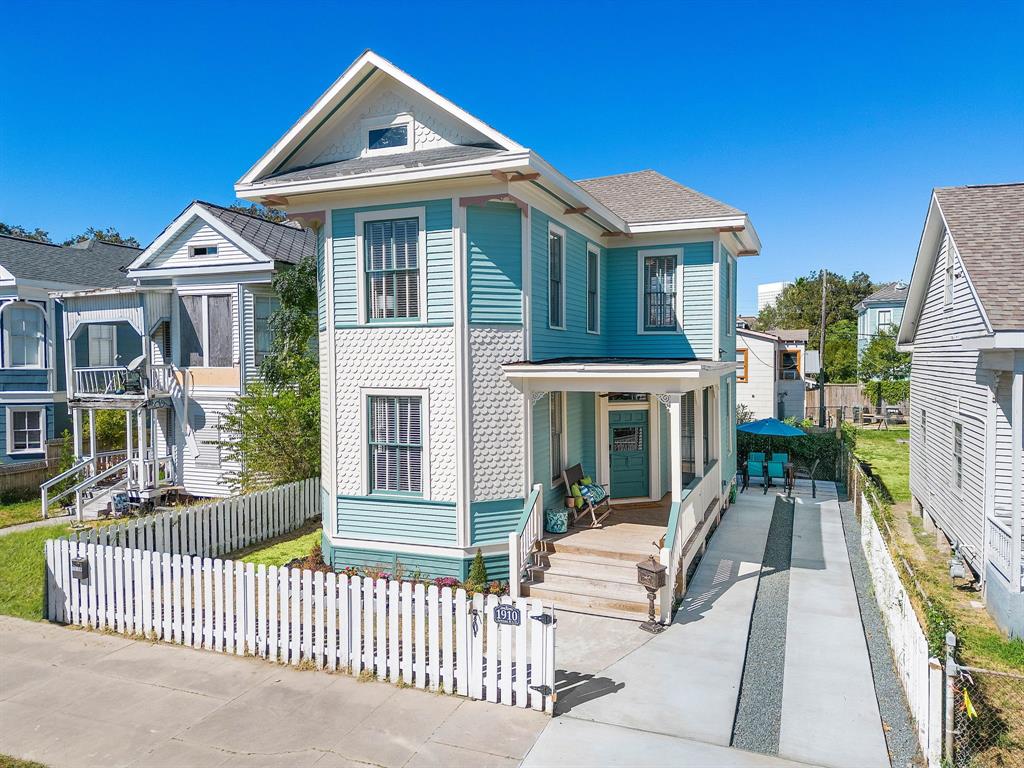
[[63, 478, 320, 558], [44, 540, 556, 712], [861, 494, 943, 766]]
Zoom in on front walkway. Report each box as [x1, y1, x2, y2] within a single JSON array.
[[523, 482, 896, 768], [0, 616, 548, 767]]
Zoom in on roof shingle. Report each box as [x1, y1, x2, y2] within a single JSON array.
[[0, 235, 137, 287], [198, 202, 315, 265], [575, 170, 743, 223], [934, 183, 1024, 330]]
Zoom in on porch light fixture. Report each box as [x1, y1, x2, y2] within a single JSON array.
[[636, 555, 666, 634]]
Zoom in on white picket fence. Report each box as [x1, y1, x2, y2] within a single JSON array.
[[62, 478, 320, 558], [861, 495, 943, 766], [44, 540, 556, 711]]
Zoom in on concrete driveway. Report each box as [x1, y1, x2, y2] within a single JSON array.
[[0, 616, 547, 767]]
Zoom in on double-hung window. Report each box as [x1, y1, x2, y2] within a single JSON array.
[[779, 350, 800, 380], [5, 304, 45, 368], [368, 395, 422, 494], [253, 295, 280, 366], [736, 348, 749, 383], [877, 309, 893, 334], [365, 218, 420, 322], [550, 392, 564, 482], [952, 421, 963, 490], [586, 246, 599, 333], [643, 253, 678, 331], [88, 324, 116, 367], [9, 408, 44, 452], [548, 227, 565, 328]]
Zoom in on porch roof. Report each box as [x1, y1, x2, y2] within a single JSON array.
[[501, 357, 737, 393]]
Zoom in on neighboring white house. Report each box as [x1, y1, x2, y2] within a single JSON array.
[[757, 281, 791, 311], [736, 327, 809, 421], [46, 202, 314, 515], [898, 182, 1023, 638]]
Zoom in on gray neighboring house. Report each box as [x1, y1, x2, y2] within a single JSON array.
[[898, 182, 1024, 637]]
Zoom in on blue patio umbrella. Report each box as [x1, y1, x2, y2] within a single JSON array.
[[736, 417, 806, 456]]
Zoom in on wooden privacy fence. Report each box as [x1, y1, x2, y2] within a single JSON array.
[[44, 541, 556, 711], [61, 478, 320, 558]]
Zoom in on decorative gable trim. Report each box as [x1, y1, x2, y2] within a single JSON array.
[[237, 50, 525, 186]]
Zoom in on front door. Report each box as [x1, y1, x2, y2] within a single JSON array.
[[609, 409, 649, 498]]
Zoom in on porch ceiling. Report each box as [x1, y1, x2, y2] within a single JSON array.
[[501, 357, 736, 393]]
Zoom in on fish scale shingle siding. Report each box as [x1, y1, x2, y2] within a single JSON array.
[[909, 230, 993, 567]]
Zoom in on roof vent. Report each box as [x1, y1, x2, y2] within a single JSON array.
[[895, 280, 908, 290]]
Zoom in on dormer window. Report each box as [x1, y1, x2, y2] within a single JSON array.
[[189, 245, 218, 258], [363, 114, 414, 156]]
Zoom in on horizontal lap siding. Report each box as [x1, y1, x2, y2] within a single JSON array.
[[322, 534, 509, 581], [149, 220, 249, 269], [317, 226, 326, 332], [908, 232, 991, 567], [721, 373, 737, 483], [336, 496, 457, 545], [737, 334, 777, 421], [530, 209, 606, 360], [565, 392, 596, 476], [531, 397, 562, 510], [993, 378, 1017, 521], [470, 499, 525, 545], [720, 244, 736, 361], [0, 370, 48, 392], [605, 242, 714, 358], [467, 203, 522, 325], [332, 199, 453, 326]]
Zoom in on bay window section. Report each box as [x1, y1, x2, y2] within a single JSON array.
[[365, 218, 420, 322], [4, 304, 45, 368], [368, 395, 422, 495]]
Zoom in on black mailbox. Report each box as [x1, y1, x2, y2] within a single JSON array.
[[71, 556, 89, 582], [636, 555, 666, 590]]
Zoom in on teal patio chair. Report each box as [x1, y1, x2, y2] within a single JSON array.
[[744, 452, 767, 491], [764, 460, 791, 495], [771, 452, 789, 465]]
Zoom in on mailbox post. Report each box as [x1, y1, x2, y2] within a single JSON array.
[[636, 555, 666, 633]]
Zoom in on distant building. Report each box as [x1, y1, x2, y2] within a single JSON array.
[[736, 328, 809, 421], [736, 314, 758, 330], [856, 281, 908, 360], [757, 281, 792, 311]]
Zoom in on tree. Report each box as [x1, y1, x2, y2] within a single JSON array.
[[220, 250, 320, 491], [823, 319, 858, 383], [0, 222, 52, 242], [757, 270, 875, 353], [62, 226, 140, 247], [859, 327, 911, 414], [736, 403, 755, 425], [226, 202, 288, 223]]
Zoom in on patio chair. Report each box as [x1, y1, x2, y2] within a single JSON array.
[[743, 452, 766, 492], [562, 463, 611, 528], [771, 452, 789, 465], [764, 460, 791, 495]]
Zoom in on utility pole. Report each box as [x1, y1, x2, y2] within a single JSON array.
[[818, 268, 828, 427]]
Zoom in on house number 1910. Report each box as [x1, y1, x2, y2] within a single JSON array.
[[493, 604, 521, 626]]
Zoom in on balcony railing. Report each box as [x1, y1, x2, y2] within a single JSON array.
[[73, 365, 174, 399], [987, 516, 1023, 591]]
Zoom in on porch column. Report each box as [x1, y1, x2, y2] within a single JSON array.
[[694, 387, 705, 478], [1012, 370, 1022, 593], [669, 394, 683, 501], [71, 409, 82, 461], [87, 408, 97, 477], [150, 409, 159, 485], [136, 409, 147, 489]]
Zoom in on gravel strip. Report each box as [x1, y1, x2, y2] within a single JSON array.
[[838, 497, 923, 768], [731, 496, 794, 754]]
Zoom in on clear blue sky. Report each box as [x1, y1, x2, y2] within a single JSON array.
[[2, 0, 1021, 313]]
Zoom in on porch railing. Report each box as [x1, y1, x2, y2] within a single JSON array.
[[73, 364, 175, 399], [659, 459, 722, 621], [987, 516, 1023, 591], [508, 483, 544, 598]]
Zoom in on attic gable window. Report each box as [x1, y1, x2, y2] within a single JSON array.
[[363, 114, 414, 157], [189, 245, 218, 258]]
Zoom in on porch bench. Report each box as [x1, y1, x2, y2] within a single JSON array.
[[561, 464, 611, 528]]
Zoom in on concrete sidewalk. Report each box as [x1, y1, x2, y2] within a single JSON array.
[[0, 616, 548, 767]]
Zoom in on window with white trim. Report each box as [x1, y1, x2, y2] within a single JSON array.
[[877, 309, 893, 334], [368, 395, 422, 494], [88, 324, 116, 367], [726, 257, 734, 336], [179, 294, 233, 367], [586, 245, 599, 333], [548, 227, 565, 328], [550, 392, 564, 482], [952, 420, 963, 490], [188, 245, 218, 258], [253, 295, 280, 365], [9, 408, 44, 452], [4, 303, 45, 368], [363, 114, 414, 156], [643, 254, 678, 331], [365, 218, 420, 322]]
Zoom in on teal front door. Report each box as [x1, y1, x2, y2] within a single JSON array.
[[609, 409, 650, 498]]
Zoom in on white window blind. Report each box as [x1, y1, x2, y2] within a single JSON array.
[[644, 255, 677, 331], [88, 325, 116, 367], [368, 395, 422, 494], [365, 218, 420, 321]]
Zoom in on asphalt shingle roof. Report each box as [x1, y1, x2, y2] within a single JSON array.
[[934, 183, 1024, 330], [0, 235, 137, 288], [575, 170, 744, 223], [857, 281, 909, 309], [265, 145, 504, 185], [198, 202, 315, 265]]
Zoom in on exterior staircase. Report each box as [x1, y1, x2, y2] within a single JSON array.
[[521, 534, 658, 621]]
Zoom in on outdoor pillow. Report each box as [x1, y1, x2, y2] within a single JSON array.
[[581, 475, 593, 485], [570, 483, 584, 509], [580, 483, 607, 505]]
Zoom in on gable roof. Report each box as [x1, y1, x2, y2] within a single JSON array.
[[198, 202, 314, 265], [856, 281, 908, 311], [767, 328, 809, 343], [934, 184, 1024, 330], [575, 170, 744, 223], [263, 145, 504, 185], [0, 234, 136, 288]]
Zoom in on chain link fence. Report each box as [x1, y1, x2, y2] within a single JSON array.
[[951, 664, 1024, 767]]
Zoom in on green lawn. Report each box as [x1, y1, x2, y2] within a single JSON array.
[[850, 426, 911, 502], [236, 525, 321, 568], [0, 497, 43, 529], [0, 755, 49, 768], [0, 523, 71, 621]]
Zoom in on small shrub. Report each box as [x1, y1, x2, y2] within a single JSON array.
[[467, 549, 488, 588]]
